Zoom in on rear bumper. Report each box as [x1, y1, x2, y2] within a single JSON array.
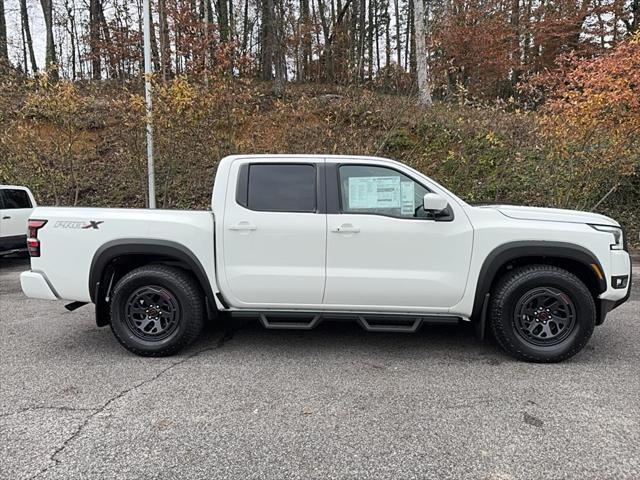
[[0, 235, 27, 255], [20, 271, 59, 300]]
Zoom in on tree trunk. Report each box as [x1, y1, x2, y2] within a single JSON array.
[[97, 0, 117, 78], [631, 0, 639, 32], [20, 12, 28, 72], [89, 0, 101, 79], [0, 0, 8, 64], [413, 0, 431, 105], [356, 0, 365, 81], [229, 0, 235, 41], [405, 0, 412, 72], [75, 1, 85, 76], [374, 0, 380, 72], [260, 0, 274, 80], [218, 0, 230, 42], [242, 0, 250, 53], [273, 0, 286, 95], [367, 0, 374, 79], [384, 0, 390, 69], [522, 0, 532, 65], [510, 0, 521, 86], [317, 0, 332, 79], [148, 7, 160, 73], [159, 0, 172, 80], [40, 0, 58, 78], [64, 0, 77, 79], [393, 0, 401, 66], [300, 0, 310, 80]]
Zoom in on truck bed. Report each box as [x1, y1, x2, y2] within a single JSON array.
[[28, 207, 216, 302]]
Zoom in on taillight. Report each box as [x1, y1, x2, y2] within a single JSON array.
[[27, 219, 47, 257]]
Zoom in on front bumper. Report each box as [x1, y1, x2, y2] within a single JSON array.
[[20, 271, 59, 300], [597, 251, 633, 324]]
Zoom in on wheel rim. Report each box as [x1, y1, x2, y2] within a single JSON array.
[[124, 286, 180, 341], [514, 287, 577, 347]]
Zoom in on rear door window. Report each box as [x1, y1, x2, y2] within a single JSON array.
[[243, 164, 317, 212]]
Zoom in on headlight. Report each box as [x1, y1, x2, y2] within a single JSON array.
[[590, 224, 624, 250]]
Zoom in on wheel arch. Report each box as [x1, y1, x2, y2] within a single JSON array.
[[89, 239, 217, 326], [472, 241, 607, 325]]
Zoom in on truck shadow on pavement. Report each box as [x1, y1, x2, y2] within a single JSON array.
[[6, 255, 631, 365], [199, 315, 510, 365]]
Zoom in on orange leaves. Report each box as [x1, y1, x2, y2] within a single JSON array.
[[531, 33, 640, 210], [541, 32, 640, 138]]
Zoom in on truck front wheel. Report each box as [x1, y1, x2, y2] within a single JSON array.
[[490, 264, 596, 363], [109, 265, 204, 356]]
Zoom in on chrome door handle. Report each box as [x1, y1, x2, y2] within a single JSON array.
[[331, 224, 360, 234], [228, 222, 257, 231]]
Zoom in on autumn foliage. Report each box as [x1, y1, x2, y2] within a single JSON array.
[[0, 2, 639, 245], [525, 33, 640, 210]]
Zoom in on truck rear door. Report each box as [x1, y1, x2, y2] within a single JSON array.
[[220, 159, 327, 307]]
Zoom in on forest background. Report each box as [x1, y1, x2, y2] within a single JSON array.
[[0, 0, 638, 244]]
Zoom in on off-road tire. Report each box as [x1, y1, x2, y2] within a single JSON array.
[[490, 264, 596, 363], [110, 265, 204, 356]]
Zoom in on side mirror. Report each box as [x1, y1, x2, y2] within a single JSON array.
[[423, 193, 448, 213]]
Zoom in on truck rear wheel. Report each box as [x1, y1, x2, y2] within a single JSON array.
[[490, 264, 596, 363], [110, 265, 204, 356]]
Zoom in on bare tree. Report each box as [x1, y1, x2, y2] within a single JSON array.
[[316, 0, 331, 77], [40, 0, 58, 77], [273, 0, 286, 95], [0, 0, 7, 64], [413, 0, 432, 105], [393, 0, 400, 65], [300, 0, 311, 79], [63, 0, 77, 79], [241, 0, 251, 53], [89, 0, 101, 79], [20, 0, 37, 73], [158, 0, 172, 79], [218, 0, 230, 42], [260, 0, 274, 80], [97, 0, 116, 77]]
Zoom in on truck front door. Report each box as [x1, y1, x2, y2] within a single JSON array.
[[323, 162, 473, 311]]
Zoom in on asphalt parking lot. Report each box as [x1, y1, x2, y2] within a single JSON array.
[[1, 257, 639, 480]]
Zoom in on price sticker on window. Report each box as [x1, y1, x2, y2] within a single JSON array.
[[348, 176, 401, 209]]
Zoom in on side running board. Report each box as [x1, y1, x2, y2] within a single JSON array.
[[356, 315, 422, 333], [258, 313, 323, 330], [234, 312, 461, 333]]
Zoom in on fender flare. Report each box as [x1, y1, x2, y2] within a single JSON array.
[[471, 241, 607, 321], [89, 239, 216, 304]]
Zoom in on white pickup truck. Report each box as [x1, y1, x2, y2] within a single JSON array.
[[1, 185, 37, 255], [20, 155, 632, 362]]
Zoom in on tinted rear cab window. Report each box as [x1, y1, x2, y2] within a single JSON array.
[[246, 164, 317, 212], [1, 189, 31, 209]]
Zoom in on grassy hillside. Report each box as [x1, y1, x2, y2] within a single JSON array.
[[1, 80, 637, 245]]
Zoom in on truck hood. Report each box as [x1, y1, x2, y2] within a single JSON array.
[[476, 204, 619, 226]]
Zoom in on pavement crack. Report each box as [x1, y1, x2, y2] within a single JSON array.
[[0, 406, 98, 419], [27, 342, 223, 480]]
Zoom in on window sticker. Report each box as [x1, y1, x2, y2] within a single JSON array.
[[400, 181, 415, 215], [348, 176, 401, 209]]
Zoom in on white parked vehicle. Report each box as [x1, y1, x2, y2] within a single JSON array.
[[20, 155, 632, 362], [0, 185, 37, 255]]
